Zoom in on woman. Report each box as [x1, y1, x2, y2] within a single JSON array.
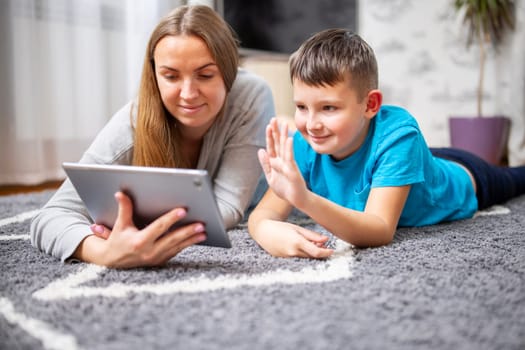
[[30, 5, 275, 268]]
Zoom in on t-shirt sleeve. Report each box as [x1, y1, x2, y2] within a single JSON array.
[[371, 125, 426, 188]]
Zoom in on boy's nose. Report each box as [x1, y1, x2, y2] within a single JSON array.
[[307, 113, 322, 130]]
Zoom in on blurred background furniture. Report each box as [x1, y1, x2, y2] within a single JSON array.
[[1, 0, 524, 190]]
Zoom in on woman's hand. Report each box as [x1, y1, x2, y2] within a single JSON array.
[[254, 219, 333, 259], [75, 191, 206, 268], [258, 118, 308, 208]]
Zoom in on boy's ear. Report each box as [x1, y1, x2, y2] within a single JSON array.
[[365, 89, 382, 118]]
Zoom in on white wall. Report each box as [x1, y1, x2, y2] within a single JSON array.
[[359, 0, 525, 165]]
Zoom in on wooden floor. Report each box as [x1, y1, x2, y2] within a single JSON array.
[[0, 180, 63, 196]]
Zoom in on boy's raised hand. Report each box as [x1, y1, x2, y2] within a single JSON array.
[[258, 118, 307, 207]]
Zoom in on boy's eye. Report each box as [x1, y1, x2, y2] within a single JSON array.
[[296, 104, 306, 111], [323, 105, 337, 111]]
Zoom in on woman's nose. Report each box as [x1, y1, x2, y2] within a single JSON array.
[[180, 79, 198, 100]]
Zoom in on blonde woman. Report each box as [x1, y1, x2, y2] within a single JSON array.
[[31, 5, 275, 268]]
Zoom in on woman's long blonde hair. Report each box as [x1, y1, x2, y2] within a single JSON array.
[[132, 5, 239, 168]]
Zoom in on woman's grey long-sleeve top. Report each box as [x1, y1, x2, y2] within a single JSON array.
[[30, 69, 275, 262]]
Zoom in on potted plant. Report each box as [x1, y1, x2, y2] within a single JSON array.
[[449, 0, 515, 165]]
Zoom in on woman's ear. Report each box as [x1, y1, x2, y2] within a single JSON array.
[[365, 89, 382, 118]]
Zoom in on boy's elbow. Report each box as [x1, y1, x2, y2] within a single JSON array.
[[352, 237, 393, 249], [247, 211, 262, 239], [347, 229, 395, 249]]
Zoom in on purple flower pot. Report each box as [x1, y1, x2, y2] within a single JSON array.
[[449, 116, 511, 165]]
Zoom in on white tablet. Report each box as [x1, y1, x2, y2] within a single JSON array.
[[62, 162, 231, 248]]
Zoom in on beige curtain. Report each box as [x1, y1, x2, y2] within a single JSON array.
[[0, 0, 183, 185]]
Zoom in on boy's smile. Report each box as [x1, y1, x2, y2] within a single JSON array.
[[293, 79, 375, 160]]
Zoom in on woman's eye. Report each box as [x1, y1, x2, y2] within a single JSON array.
[[163, 74, 177, 81], [296, 104, 306, 111], [198, 74, 214, 80]]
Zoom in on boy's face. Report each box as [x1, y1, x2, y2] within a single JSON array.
[[293, 78, 372, 160]]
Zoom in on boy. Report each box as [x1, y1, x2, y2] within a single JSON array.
[[248, 29, 525, 258]]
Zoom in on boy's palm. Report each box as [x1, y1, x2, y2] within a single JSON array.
[[259, 118, 307, 206]]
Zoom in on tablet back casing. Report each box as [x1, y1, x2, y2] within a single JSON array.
[[63, 163, 231, 248]]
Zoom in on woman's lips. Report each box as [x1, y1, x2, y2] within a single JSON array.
[[178, 104, 204, 114]]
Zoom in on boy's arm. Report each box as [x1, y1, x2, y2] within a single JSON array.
[[248, 189, 334, 258], [294, 185, 411, 247], [259, 117, 410, 249]]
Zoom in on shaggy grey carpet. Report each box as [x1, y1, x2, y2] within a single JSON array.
[[0, 190, 524, 350]]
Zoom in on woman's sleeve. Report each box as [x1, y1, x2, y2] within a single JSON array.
[[30, 103, 135, 262], [213, 72, 276, 228]]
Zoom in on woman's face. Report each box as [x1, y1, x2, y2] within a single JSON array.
[[154, 34, 227, 138]]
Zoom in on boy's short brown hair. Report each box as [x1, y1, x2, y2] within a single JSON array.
[[289, 29, 378, 101]]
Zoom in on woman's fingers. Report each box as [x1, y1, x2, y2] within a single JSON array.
[[90, 224, 111, 239], [113, 191, 135, 231], [97, 192, 206, 268], [143, 207, 188, 241], [154, 223, 207, 263], [159, 222, 206, 247]]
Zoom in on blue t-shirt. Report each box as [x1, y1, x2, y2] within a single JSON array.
[[293, 105, 478, 227]]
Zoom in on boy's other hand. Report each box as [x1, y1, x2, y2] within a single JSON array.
[[255, 219, 333, 259]]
